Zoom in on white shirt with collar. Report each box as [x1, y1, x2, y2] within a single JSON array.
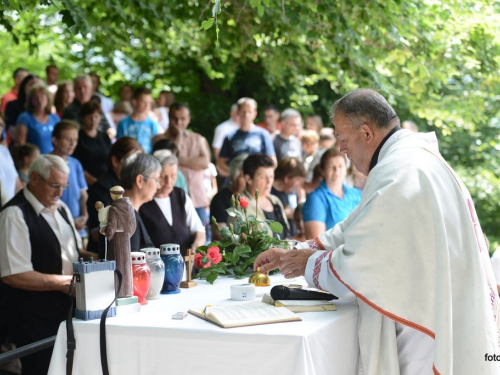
[[0, 188, 81, 278]]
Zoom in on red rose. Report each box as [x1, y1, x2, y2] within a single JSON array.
[[239, 196, 249, 209], [241, 233, 247, 239], [207, 246, 222, 264], [194, 253, 203, 268]]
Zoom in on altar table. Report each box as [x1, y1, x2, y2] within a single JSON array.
[[48, 275, 359, 375]]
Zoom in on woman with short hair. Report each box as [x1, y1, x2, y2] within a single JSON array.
[[302, 148, 361, 239], [73, 100, 112, 185], [233, 154, 290, 239], [86, 137, 142, 257], [210, 153, 248, 240], [139, 150, 206, 256], [15, 84, 60, 154], [121, 153, 161, 252], [271, 157, 307, 236]]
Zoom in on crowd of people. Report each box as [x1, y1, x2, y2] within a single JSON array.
[[0, 65, 394, 252], [0, 65, 499, 375], [0, 66, 378, 374]]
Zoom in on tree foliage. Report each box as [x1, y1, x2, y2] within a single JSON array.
[[1, 0, 500, 243]]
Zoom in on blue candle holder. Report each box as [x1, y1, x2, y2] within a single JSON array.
[[160, 244, 184, 294]]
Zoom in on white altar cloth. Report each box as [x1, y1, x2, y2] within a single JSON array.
[[48, 275, 359, 375]]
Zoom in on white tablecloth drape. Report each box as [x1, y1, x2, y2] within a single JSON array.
[[48, 275, 359, 375]]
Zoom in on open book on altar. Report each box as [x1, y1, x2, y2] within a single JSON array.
[[188, 301, 301, 328], [261, 293, 337, 312]]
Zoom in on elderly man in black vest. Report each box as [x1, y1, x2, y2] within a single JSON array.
[[140, 150, 206, 256], [0, 154, 88, 375]]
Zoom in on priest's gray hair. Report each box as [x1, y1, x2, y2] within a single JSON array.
[[153, 149, 178, 167], [331, 88, 400, 130], [281, 108, 302, 123], [229, 153, 248, 183], [120, 153, 161, 190], [29, 154, 69, 180]]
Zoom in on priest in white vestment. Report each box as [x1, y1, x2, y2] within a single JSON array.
[[255, 89, 500, 375]]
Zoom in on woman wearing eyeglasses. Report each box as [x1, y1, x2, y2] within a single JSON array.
[[120, 153, 162, 252], [139, 150, 206, 256], [302, 148, 361, 239]]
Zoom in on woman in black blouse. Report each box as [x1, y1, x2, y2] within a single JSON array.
[[73, 101, 111, 185]]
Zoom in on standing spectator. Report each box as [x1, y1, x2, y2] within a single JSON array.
[[16, 85, 60, 154], [12, 143, 40, 186], [45, 65, 59, 95], [210, 153, 247, 240], [116, 87, 159, 153], [90, 72, 114, 115], [118, 83, 134, 103], [110, 101, 133, 129], [300, 129, 320, 172], [256, 104, 281, 133], [271, 157, 307, 236], [233, 154, 289, 239], [272, 108, 303, 162], [218, 97, 276, 176], [50, 120, 88, 236], [305, 114, 323, 133], [53, 80, 74, 117], [304, 127, 336, 191], [86, 137, 142, 258], [152, 139, 189, 194], [121, 153, 161, 251], [157, 102, 211, 231], [155, 90, 175, 132], [140, 150, 205, 255], [73, 101, 112, 185], [0, 143, 22, 203], [212, 103, 239, 159], [302, 148, 361, 239], [62, 74, 110, 133], [5, 74, 43, 136], [0, 155, 94, 375], [1, 67, 28, 112]]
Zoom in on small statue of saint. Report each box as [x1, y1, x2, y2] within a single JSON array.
[[99, 186, 136, 298]]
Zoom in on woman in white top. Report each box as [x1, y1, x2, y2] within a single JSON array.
[[139, 150, 205, 256]]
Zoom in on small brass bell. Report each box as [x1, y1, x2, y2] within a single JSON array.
[[248, 267, 270, 287]]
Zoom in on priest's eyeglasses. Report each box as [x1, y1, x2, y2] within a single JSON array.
[[38, 174, 70, 190]]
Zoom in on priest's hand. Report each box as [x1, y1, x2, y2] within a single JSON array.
[[279, 249, 318, 279], [254, 247, 288, 273]]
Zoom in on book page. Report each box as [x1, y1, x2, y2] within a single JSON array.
[[207, 301, 299, 326]]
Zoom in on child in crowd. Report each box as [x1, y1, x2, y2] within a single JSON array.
[[12, 143, 40, 186], [116, 87, 159, 153], [50, 120, 88, 237]]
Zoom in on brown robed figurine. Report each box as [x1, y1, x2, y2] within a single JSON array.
[[99, 186, 136, 298]]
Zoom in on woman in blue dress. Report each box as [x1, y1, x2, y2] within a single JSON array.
[[15, 84, 60, 154], [302, 147, 362, 239]]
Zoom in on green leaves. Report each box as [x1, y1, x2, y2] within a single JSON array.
[[201, 18, 214, 30], [269, 221, 283, 234], [206, 271, 219, 284]]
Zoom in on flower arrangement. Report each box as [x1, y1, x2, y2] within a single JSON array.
[[195, 190, 288, 284]]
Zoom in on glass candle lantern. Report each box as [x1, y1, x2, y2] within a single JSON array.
[[131, 251, 150, 305]]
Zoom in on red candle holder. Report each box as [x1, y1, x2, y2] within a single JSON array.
[[131, 252, 150, 305]]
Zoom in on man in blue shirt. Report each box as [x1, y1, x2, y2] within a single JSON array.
[[117, 87, 159, 153], [217, 97, 276, 175]]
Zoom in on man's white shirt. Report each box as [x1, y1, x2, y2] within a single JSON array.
[[0, 188, 80, 277]]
